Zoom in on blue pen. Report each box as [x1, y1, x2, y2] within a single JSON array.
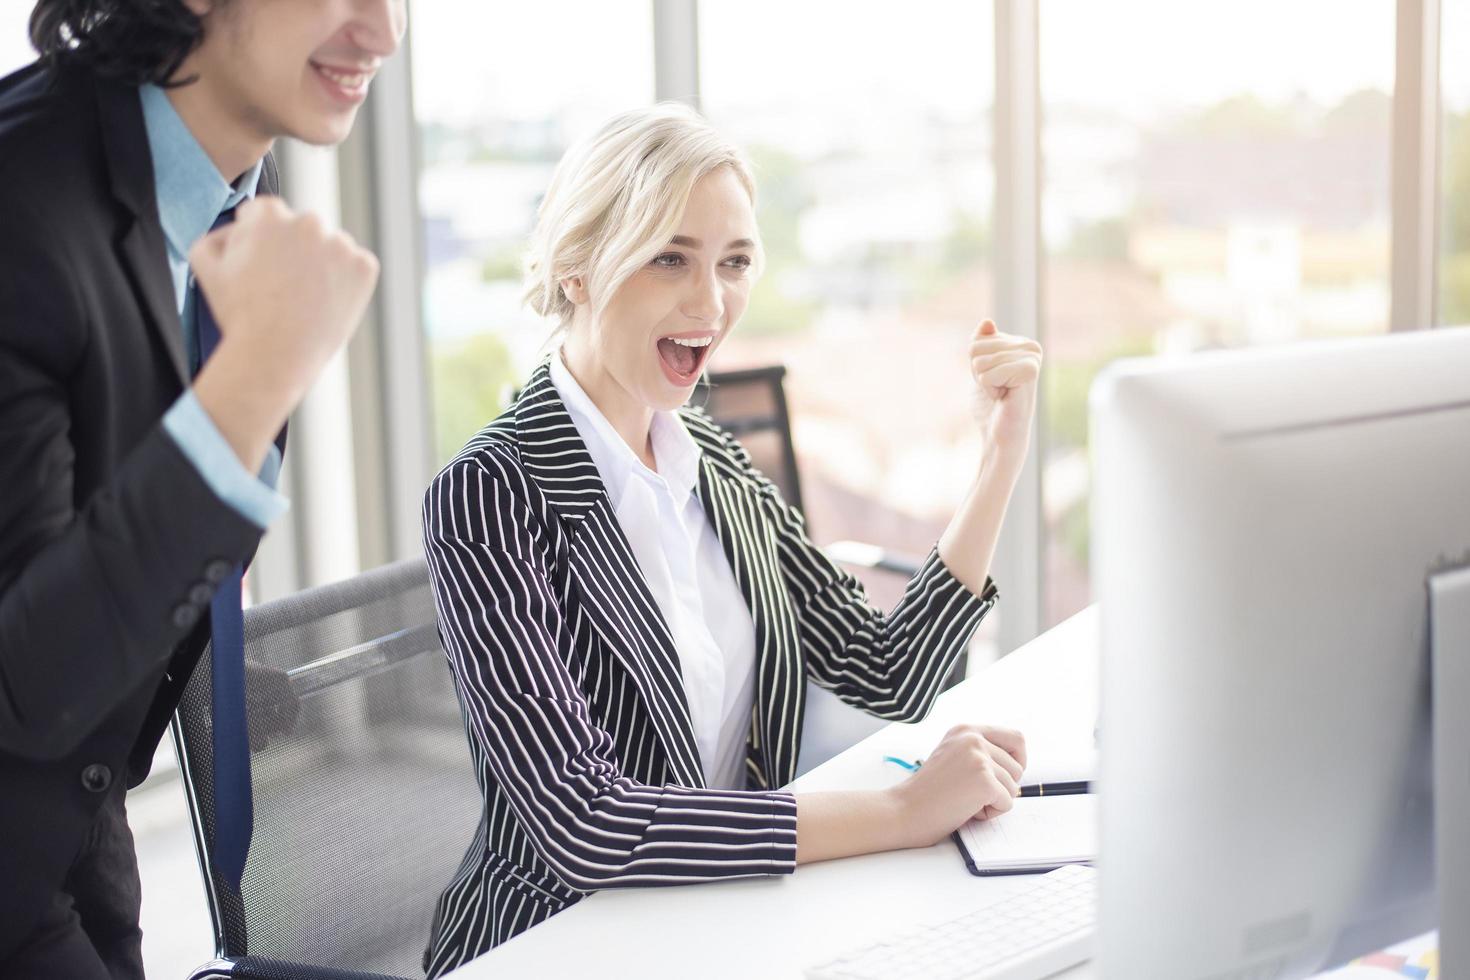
[[884, 756, 1085, 799], [882, 755, 923, 772]]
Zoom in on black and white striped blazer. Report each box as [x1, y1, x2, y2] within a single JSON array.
[[420, 361, 998, 977]]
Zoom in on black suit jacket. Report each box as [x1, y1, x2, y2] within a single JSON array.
[[0, 61, 282, 963]]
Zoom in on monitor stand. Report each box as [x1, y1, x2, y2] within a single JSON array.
[[1431, 565, 1470, 976]]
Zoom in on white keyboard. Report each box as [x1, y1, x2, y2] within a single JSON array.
[[805, 864, 1096, 980]]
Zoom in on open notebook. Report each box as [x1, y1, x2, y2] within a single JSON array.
[[952, 793, 1098, 876]]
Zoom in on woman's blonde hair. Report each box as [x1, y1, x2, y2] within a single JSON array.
[[524, 102, 761, 327]]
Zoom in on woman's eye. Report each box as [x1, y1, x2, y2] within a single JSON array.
[[724, 254, 752, 271], [652, 253, 685, 268]]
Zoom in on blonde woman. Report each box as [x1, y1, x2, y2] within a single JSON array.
[[420, 103, 1044, 976]]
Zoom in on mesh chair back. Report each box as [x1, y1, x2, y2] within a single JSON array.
[[172, 558, 481, 978], [699, 365, 806, 519]]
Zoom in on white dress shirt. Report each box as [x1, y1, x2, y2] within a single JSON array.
[[550, 353, 758, 790]]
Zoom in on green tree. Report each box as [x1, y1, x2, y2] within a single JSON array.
[[1044, 334, 1157, 454], [942, 209, 991, 272], [480, 243, 524, 284], [1044, 335, 1157, 568], [739, 146, 819, 335], [1443, 109, 1470, 324], [1321, 88, 1390, 134], [1179, 93, 1298, 137], [430, 331, 518, 464], [1061, 217, 1128, 262]]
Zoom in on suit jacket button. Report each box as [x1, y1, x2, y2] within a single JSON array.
[[81, 764, 112, 793], [188, 583, 215, 606], [172, 603, 200, 630], [204, 559, 233, 584]]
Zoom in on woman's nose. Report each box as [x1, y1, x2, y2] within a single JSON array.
[[682, 269, 723, 322]]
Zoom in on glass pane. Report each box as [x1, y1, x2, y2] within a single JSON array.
[[1443, 1, 1470, 326], [409, 2, 654, 464], [1040, 0, 1394, 627], [700, 1, 999, 656]]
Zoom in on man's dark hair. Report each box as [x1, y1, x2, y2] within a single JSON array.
[[29, 0, 209, 87]]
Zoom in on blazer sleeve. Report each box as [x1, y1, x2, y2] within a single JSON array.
[[422, 449, 798, 892], [0, 212, 262, 760], [737, 443, 998, 723]]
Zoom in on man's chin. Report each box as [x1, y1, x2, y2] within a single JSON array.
[[286, 112, 359, 149]]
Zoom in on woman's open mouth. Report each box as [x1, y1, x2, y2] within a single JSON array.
[[656, 333, 715, 387]]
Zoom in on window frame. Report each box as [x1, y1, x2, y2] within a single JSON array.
[[337, 0, 1447, 652]]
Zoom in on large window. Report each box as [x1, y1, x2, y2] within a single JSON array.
[[409, 2, 655, 463], [1444, 0, 1470, 325], [700, 1, 998, 628], [1, 6, 31, 76], [1038, 1, 1396, 626]]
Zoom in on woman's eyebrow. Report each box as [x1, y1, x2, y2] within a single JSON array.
[[669, 235, 756, 250]]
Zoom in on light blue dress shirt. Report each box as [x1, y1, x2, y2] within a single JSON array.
[[140, 84, 288, 529]]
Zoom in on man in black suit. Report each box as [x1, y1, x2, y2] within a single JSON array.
[[0, 1, 403, 975]]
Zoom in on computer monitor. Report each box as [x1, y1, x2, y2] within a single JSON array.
[[1090, 326, 1470, 978]]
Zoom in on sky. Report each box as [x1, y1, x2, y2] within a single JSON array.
[[405, 0, 1470, 125], [408, 1, 655, 127], [1040, 0, 1397, 114]]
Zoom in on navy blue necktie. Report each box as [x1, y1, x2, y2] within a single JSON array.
[[192, 207, 253, 895]]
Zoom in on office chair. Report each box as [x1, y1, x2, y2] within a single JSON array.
[[699, 366, 968, 773], [172, 558, 482, 980], [511, 365, 923, 579], [698, 365, 934, 585]]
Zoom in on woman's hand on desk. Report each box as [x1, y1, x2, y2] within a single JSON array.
[[793, 724, 1026, 865], [891, 724, 1027, 846]]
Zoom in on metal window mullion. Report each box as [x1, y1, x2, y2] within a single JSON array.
[[654, 0, 700, 107], [337, 123, 392, 573], [363, 36, 435, 558], [247, 140, 349, 603], [991, 0, 1044, 653], [1392, 0, 1442, 330], [277, 140, 362, 590]]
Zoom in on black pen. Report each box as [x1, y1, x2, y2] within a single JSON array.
[[1017, 780, 1091, 798]]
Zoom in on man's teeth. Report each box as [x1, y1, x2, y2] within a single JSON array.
[[317, 65, 368, 88], [668, 337, 713, 348]]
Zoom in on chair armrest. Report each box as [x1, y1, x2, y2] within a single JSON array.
[[187, 959, 237, 980], [190, 955, 413, 980], [284, 623, 440, 699], [824, 540, 924, 579]]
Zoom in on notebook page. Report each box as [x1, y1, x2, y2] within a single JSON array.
[[957, 794, 1098, 871]]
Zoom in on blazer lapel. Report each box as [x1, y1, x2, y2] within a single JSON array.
[[514, 365, 706, 789], [694, 455, 805, 790], [95, 77, 189, 387]]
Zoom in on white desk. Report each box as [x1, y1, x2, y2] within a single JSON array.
[[447, 607, 1101, 980]]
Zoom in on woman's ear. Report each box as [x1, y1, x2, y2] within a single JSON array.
[[560, 275, 590, 306]]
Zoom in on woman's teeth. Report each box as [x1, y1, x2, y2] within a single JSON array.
[[656, 336, 711, 382]]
